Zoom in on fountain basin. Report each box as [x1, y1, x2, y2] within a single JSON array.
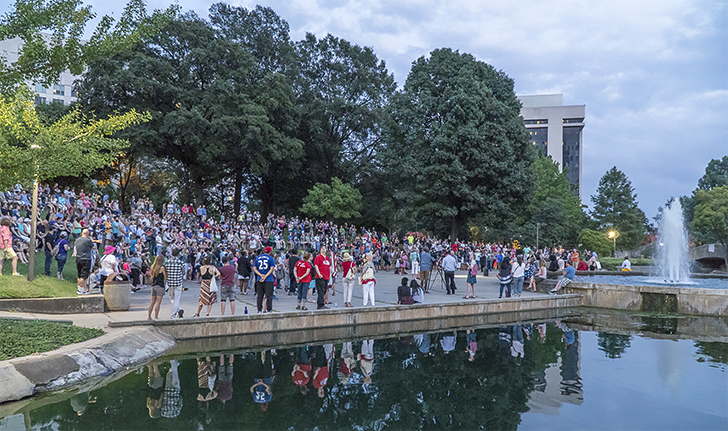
[[577, 275, 727, 289]]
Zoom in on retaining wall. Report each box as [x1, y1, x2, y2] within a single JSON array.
[[0, 295, 104, 314]]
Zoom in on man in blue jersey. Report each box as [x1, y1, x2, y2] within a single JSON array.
[[254, 246, 276, 313]]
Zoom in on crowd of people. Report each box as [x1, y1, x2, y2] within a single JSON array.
[[0, 184, 605, 319]]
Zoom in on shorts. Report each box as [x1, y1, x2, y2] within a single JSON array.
[[76, 259, 92, 279], [151, 285, 165, 297], [560, 278, 573, 287], [0, 247, 17, 259], [219, 285, 235, 302]]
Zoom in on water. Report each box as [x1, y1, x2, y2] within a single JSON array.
[[2, 320, 726, 430], [657, 201, 691, 283]]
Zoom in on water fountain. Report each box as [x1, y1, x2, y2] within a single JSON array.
[[657, 200, 691, 283]]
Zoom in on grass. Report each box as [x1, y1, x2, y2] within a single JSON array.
[[0, 250, 78, 298], [0, 318, 104, 360]]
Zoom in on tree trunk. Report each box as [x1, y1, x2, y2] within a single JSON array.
[[450, 216, 459, 243], [234, 172, 242, 215], [194, 180, 204, 207]]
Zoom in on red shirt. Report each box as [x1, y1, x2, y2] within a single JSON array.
[[314, 254, 331, 280], [313, 366, 329, 389], [342, 260, 355, 278], [292, 364, 311, 386], [295, 260, 312, 283]]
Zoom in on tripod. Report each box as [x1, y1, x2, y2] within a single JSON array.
[[426, 261, 446, 292]]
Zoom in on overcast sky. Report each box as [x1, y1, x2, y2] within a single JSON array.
[[82, 0, 728, 218]]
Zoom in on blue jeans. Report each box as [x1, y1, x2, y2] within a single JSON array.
[[297, 281, 308, 302], [44, 251, 53, 276], [513, 276, 524, 296], [499, 282, 512, 298], [56, 254, 67, 276]]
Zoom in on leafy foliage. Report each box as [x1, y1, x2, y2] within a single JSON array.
[[300, 178, 362, 222], [0, 0, 178, 93], [385, 48, 534, 240], [0, 319, 103, 360], [591, 167, 648, 251], [578, 228, 612, 257], [691, 186, 728, 248], [597, 332, 632, 359]]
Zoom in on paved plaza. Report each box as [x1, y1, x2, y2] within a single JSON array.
[[0, 269, 550, 329]]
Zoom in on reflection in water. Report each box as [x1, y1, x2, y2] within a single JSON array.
[[657, 340, 685, 397], [3, 320, 727, 431]]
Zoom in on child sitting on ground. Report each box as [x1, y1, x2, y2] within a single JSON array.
[[397, 277, 414, 305]]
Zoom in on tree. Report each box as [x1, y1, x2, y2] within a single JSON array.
[[578, 228, 612, 258], [681, 156, 728, 226], [691, 186, 728, 255], [0, 0, 177, 93], [385, 48, 534, 240], [591, 167, 648, 250], [300, 178, 362, 222], [597, 332, 632, 359]]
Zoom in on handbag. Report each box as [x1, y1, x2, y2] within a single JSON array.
[[345, 263, 356, 281], [209, 276, 219, 293]]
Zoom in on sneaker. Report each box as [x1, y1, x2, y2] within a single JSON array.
[[296, 305, 300, 310], [318, 305, 329, 310], [177, 309, 184, 318], [12, 272, 22, 276], [301, 306, 308, 311], [77, 288, 84, 295]]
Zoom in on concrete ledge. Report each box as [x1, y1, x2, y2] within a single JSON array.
[[0, 295, 105, 314], [110, 295, 583, 340], [0, 327, 176, 404], [567, 282, 728, 316]]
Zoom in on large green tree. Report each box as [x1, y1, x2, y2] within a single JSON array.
[[384, 48, 534, 240], [591, 167, 648, 251], [300, 177, 363, 222], [691, 186, 728, 261], [681, 155, 728, 226]]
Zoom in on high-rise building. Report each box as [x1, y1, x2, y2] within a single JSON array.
[[519, 94, 585, 198], [0, 36, 80, 106]]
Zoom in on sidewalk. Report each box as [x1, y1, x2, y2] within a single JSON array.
[[0, 270, 549, 329]]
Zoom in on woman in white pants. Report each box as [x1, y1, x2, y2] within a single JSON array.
[[341, 252, 356, 307], [361, 253, 376, 307]]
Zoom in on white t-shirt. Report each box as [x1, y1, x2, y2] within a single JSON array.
[[622, 259, 631, 270], [100, 254, 118, 276]]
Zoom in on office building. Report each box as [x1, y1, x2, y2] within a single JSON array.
[[519, 94, 585, 198], [0, 36, 80, 105]]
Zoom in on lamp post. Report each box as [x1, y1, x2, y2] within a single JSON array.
[[608, 230, 620, 257], [27, 144, 41, 281]]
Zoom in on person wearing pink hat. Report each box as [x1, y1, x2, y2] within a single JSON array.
[[99, 245, 119, 292]]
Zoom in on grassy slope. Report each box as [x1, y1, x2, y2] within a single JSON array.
[[0, 251, 78, 298], [0, 318, 104, 360]]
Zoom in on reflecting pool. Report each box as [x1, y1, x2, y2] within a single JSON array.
[[1, 320, 726, 430], [577, 275, 727, 289]]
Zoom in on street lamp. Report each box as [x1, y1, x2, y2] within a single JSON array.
[[607, 230, 620, 257]]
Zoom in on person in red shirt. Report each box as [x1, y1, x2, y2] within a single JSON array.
[[291, 347, 311, 395], [295, 253, 312, 310], [311, 345, 329, 398], [313, 246, 331, 310]]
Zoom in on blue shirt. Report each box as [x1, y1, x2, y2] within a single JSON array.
[[420, 252, 433, 271], [254, 254, 276, 282], [564, 266, 576, 280]]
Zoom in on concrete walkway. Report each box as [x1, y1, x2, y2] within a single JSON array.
[[0, 270, 549, 329]]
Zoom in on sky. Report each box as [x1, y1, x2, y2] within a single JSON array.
[[80, 0, 728, 218]]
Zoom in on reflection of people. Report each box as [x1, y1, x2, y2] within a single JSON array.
[[197, 357, 218, 402], [537, 323, 547, 343], [147, 363, 164, 418], [465, 330, 477, 362], [358, 339, 375, 385], [292, 347, 311, 395], [416, 333, 433, 356], [440, 331, 456, 354], [311, 345, 330, 397], [70, 392, 96, 416], [251, 351, 274, 410], [511, 324, 524, 365], [161, 360, 183, 418], [340, 342, 355, 384], [217, 354, 234, 405]]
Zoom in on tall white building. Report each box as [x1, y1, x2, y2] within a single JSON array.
[[0, 36, 80, 105], [519, 94, 585, 198]]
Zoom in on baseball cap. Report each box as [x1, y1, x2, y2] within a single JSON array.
[[264, 246, 272, 253]]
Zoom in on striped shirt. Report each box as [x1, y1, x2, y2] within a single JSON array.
[[164, 257, 185, 288]]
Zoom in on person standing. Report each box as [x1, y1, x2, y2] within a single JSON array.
[[419, 248, 433, 293], [218, 255, 237, 315], [54, 232, 69, 280], [130, 252, 142, 292], [442, 249, 458, 295], [194, 255, 219, 317], [341, 252, 356, 307], [74, 229, 98, 294], [147, 254, 166, 320], [165, 248, 185, 319], [464, 252, 478, 299], [43, 224, 56, 276], [238, 249, 251, 294], [410, 248, 420, 279], [360, 252, 376, 307], [288, 249, 300, 295], [313, 246, 331, 310], [511, 255, 526, 298], [498, 257, 513, 298], [294, 252, 312, 310], [254, 246, 276, 313]]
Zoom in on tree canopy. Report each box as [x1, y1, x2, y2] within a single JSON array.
[[591, 167, 648, 250], [300, 178, 363, 222], [691, 186, 728, 249]]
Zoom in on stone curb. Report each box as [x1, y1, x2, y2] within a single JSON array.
[[0, 295, 105, 314], [0, 327, 176, 404]]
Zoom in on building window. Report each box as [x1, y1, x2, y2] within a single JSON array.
[[53, 84, 65, 96], [525, 119, 548, 125], [70, 87, 79, 98], [34, 96, 46, 105], [34, 83, 46, 94], [563, 118, 584, 124], [51, 98, 64, 104], [562, 127, 581, 191], [528, 127, 548, 156]]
